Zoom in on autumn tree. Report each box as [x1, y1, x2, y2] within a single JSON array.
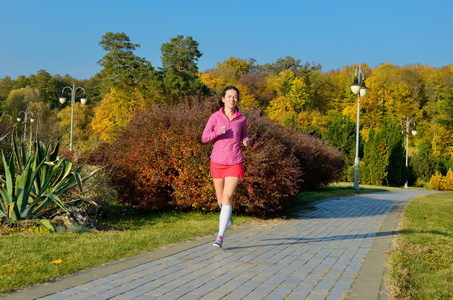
[[209, 57, 256, 92], [265, 70, 296, 125], [91, 88, 149, 143], [424, 65, 453, 157], [264, 70, 325, 131], [3, 87, 41, 122], [321, 69, 349, 113], [0, 76, 14, 105], [289, 77, 309, 113], [306, 70, 330, 113], [238, 72, 273, 108], [259, 56, 321, 78], [2, 87, 61, 144]]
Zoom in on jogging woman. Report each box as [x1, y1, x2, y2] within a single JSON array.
[[202, 85, 251, 248]]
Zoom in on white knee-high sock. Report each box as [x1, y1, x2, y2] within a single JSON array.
[[218, 205, 232, 237]]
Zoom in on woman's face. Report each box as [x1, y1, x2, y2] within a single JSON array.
[[222, 89, 238, 110]]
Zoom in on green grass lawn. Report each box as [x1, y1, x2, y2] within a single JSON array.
[[387, 191, 453, 299]]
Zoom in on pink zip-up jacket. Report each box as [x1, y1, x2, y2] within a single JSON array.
[[202, 108, 250, 165]]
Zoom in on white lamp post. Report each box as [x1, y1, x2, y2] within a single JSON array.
[[17, 110, 35, 141], [400, 117, 417, 188], [350, 65, 369, 190], [59, 83, 87, 151]]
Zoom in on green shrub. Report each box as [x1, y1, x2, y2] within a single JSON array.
[[324, 115, 361, 168], [361, 121, 405, 186], [288, 125, 344, 190], [410, 144, 442, 182]]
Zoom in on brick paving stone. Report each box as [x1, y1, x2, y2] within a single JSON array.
[[285, 283, 313, 300], [133, 297, 157, 300]]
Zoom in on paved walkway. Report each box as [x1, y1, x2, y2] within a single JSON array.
[[3, 190, 437, 300]]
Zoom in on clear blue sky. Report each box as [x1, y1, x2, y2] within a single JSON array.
[[1, 0, 452, 79]]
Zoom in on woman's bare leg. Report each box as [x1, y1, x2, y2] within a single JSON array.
[[213, 178, 224, 207], [213, 177, 240, 206], [213, 177, 240, 243]]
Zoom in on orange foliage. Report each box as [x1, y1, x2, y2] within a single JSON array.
[[88, 98, 344, 215]]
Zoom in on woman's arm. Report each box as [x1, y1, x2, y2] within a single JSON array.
[[241, 118, 250, 147], [202, 115, 224, 143]]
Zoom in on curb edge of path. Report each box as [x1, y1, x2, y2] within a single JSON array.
[[348, 197, 410, 300]]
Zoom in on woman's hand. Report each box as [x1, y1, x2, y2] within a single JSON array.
[[221, 126, 226, 134], [243, 139, 251, 147]]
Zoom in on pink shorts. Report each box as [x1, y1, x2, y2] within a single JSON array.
[[210, 161, 244, 179]]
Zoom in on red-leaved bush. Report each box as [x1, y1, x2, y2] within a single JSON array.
[[86, 98, 344, 216]]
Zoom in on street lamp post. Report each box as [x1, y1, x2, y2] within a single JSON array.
[[0, 113, 13, 125], [349, 65, 369, 190], [34, 109, 41, 141], [17, 110, 35, 141], [59, 83, 87, 151], [400, 117, 417, 188]]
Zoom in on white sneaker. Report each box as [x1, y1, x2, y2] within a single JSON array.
[[213, 235, 223, 248]]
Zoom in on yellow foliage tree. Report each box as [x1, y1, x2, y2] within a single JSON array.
[[236, 84, 259, 110], [432, 125, 453, 157], [57, 103, 96, 150], [289, 78, 309, 113], [265, 95, 295, 125], [265, 69, 294, 96], [217, 57, 254, 75], [202, 57, 256, 93], [198, 72, 219, 91], [91, 87, 149, 144], [265, 71, 315, 128], [296, 109, 329, 132]]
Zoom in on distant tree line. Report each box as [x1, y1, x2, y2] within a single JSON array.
[[1, 32, 452, 189]]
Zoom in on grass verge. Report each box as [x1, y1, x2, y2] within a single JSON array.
[[387, 191, 453, 299], [294, 182, 399, 207]]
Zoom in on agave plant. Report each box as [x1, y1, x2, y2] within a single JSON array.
[[0, 139, 97, 231]]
